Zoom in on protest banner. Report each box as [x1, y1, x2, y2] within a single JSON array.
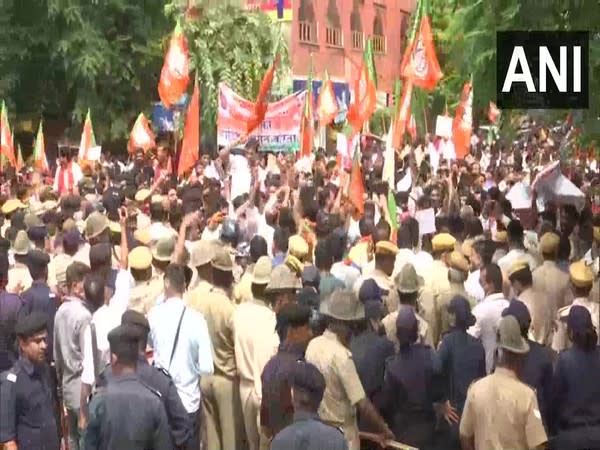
[[217, 83, 306, 153]]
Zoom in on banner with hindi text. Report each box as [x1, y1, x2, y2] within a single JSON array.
[[217, 83, 306, 153]]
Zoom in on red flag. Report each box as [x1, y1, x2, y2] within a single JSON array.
[[347, 40, 377, 133], [348, 144, 365, 218], [158, 22, 190, 109], [488, 101, 500, 124], [317, 72, 339, 128], [400, 15, 443, 91], [178, 79, 200, 176], [247, 56, 278, 135], [453, 80, 473, 160], [128, 113, 156, 154], [392, 79, 413, 149]]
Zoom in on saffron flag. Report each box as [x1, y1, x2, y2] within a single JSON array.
[[300, 62, 314, 158], [347, 40, 377, 134], [392, 79, 414, 149], [488, 101, 500, 124], [348, 144, 365, 218], [178, 79, 200, 176], [78, 109, 96, 161], [128, 113, 156, 154], [247, 56, 278, 135], [408, 114, 417, 141], [317, 71, 339, 128], [0, 101, 16, 168], [33, 121, 49, 172], [453, 80, 473, 160], [158, 21, 190, 109], [16, 144, 24, 172]]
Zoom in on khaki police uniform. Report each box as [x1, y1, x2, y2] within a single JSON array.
[[128, 246, 164, 314], [7, 230, 33, 294], [532, 233, 573, 312], [196, 283, 244, 450], [460, 367, 548, 450], [518, 287, 554, 346], [305, 329, 365, 450], [552, 260, 600, 352], [233, 264, 254, 304]]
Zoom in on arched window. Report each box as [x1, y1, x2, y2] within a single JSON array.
[[350, 0, 363, 50], [372, 7, 386, 53], [298, 0, 317, 44], [325, 0, 342, 47]]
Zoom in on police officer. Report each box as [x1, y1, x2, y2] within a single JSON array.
[[501, 299, 553, 429], [0, 312, 60, 450], [219, 218, 242, 282], [378, 306, 441, 450], [128, 246, 164, 314], [550, 306, 600, 449], [270, 361, 348, 450], [460, 315, 548, 450], [84, 324, 172, 450], [96, 310, 191, 448]]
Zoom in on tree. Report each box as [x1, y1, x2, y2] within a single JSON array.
[[0, 0, 170, 142], [429, 0, 600, 140], [165, 2, 289, 139]]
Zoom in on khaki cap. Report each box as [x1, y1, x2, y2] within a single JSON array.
[[395, 263, 424, 294], [569, 259, 594, 288], [319, 289, 365, 321], [375, 240, 399, 256], [24, 213, 43, 229], [85, 211, 109, 239], [252, 256, 272, 285], [508, 259, 530, 277], [13, 230, 31, 255], [129, 246, 152, 270], [539, 232, 560, 255], [109, 221, 122, 234], [135, 189, 152, 203], [432, 233, 456, 252], [448, 251, 469, 272], [62, 218, 77, 232], [266, 264, 301, 292], [190, 240, 216, 267], [288, 235, 309, 259], [594, 227, 600, 243], [152, 237, 175, 262], [134, 228, 152, 246], [1, 199, 25, 215], [284, 255, 303, 275], [498, 315, 530, 354], [211, 247, 233, 272], [494, 231, 508, 244]]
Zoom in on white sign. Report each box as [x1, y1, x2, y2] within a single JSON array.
[[87, 146, 102, 161], [435, 115, 453, 138], [415, 207, 436, 236]]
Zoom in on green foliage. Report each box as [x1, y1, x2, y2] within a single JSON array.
[[428, 0, 600, 139], [166, 3, 289, 138]]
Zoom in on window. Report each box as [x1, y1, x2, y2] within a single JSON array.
[[372, 7, 386, 54], [298, 0, 318, 44], [350, 0, 363, 50], [325, 0, 343, 47]]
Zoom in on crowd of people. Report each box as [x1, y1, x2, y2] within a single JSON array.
[[0, 125, 599, 450]]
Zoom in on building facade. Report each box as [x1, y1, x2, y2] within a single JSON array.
[[246, 0, 416, 107]]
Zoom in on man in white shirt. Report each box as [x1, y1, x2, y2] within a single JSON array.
[[498, 220, 538, 275], [464, 240, 495, 303], [468, 263, 509, 373], [148, 264, 214, 450]]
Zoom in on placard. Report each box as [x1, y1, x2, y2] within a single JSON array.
[[435, 115, 453, 138]]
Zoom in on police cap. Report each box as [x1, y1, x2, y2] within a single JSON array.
[[15, 311, 47, 338]]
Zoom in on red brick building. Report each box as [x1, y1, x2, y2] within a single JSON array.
[[246, 0, 417, 105]]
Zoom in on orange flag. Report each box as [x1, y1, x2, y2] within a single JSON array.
[[158, 22, 190, 109], [400, 15, 443, 91], [247, 56, 278, 135], [408, 114, 417, 141], [178, 79, 200, 176], [33, 121, 49, 172], [0, 101, 16, 168], [488, 101, 500, 124], [16, 145, 24, 172], [348, 143, 365, 218], [317, 72, 339, 128], [78, 109, 96, 162], [347, 40, 377, 133], [453, 80, 473, 160], [128, 113, 156, 154], [392, 79, 413, 149]]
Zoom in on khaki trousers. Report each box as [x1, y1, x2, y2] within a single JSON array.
[[239, 380, 260, 450], [200, 374, 245, 450]]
